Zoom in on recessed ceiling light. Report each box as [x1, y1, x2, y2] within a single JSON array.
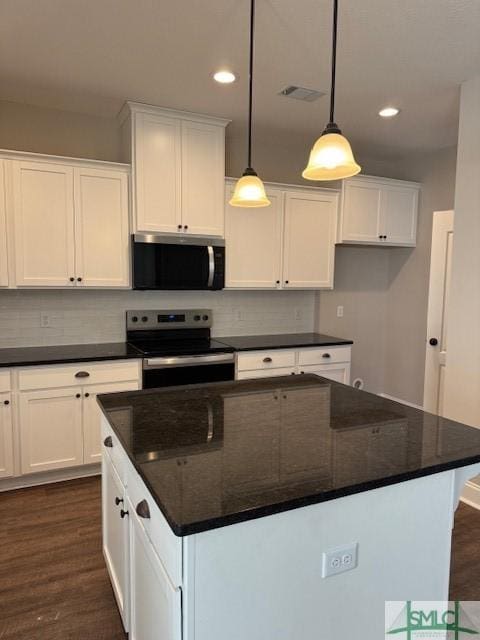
[[213, 70, 236, 84], [379, 107, 400, 118]]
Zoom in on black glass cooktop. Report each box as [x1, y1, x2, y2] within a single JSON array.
[[128, 338, 234, 358]]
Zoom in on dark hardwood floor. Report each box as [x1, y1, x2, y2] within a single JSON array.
[[0, 477, 479, 639]]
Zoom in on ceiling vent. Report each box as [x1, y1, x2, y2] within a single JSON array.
[[279, 85, 325, 102]]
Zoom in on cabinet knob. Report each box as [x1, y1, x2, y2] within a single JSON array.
[[84, 392, 90, 398], [115, 497, 123, 506], [322, 353, 331, 359], [69, 277, 75, 282], [184, 225, 188, 231], [75, 371, 90, 378], [3, 400, 9, 405], [177, 224, 182, 230], [285, 280, 289, 284], [77, 277, 82, 282], [75, 393, 81, 399], [103, 436, 113, 448], [120, 509, 129, 519], [263, 357, 273, 363], [429, 337, 438, 346], [136, 499, 151, 519], [276, 280, 280, 285]]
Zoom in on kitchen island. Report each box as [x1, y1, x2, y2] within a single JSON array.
[[98, 375, 480, 640]]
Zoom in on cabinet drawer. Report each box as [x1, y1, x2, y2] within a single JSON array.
[[18, 359, 141, 391], [237, 350, 296, 372], [237, 367, 295, 380], [0, 370, 11, 393], [298, 346, 351, 366], [126, 463, 182, 588]]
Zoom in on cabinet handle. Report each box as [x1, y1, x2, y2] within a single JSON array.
[[300, 371, 305, 374], [136, 499, 151, 519], [276, 280, 280, 284], [184, 225, 189, 231], [263, 357, 273, 363], [75, 393, 81, 399], [75, 371, 90, 378], [84, 392, 90, 398], [69, 277, 75, 282], [429, 337, 438, 346], [115, 497, 123, 506], [3, 400, 9, 405], [177, 224, 182, 230], [285, 280, 289, 284], [322, 353, 331, 359], [103, 436, 113, 448], [120, 509, 129, 519], [77, 277, 82, 282]]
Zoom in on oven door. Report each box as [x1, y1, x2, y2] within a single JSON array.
[[143, 353, 235, 389], [133, 234, 225, 290]]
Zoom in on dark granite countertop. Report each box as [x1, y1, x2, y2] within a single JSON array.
[[97, 375, 480, 537], [217, 332, 353, 351], [0, 342, 142, 368]]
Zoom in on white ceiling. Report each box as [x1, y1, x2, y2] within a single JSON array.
[[1, 0, 479, 160]]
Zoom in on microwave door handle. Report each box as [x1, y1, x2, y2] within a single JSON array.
[[207, 246, 215, 288]]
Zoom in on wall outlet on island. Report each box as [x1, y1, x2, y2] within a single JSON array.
[[322, 542, 358, 578]]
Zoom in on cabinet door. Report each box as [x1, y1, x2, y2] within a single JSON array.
[[19, 387, 83, 474], [282, 191, 337, 288], [74, 167, 130, 287], [134, 112, 182, 233], [102, 454, 129, 631], [181, 121, 225, 236], [225, 186, 283, 288], [84, 380, 140, 464], [0, 392, 14, 478], [129, 505, 182, 640], [12, 160, 76, 286], [340, 179, 382, 243], [380, 185, 418, 245], [300, 363, 351, 384], [0, 160, 8, 287]]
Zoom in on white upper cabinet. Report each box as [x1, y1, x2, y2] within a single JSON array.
[[0, 160, 9, 287], [7, 153, 130, 289], [225, 185, 284, 289], [121, 102, 229, 238], [338, 175, 419, 246], [225, 180, 338, 290], [74, 167, 130, 288], [283, 190, 337, 289], [12, 160, 76, 287]]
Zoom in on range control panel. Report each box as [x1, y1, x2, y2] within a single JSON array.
[[126, 309, 212, 331]]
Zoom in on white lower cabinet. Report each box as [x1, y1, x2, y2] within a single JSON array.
[[103, 453, 129, 630], [298, 363, 351, 384], [0, 390, 14, 478], [19, 387, 84, 474]]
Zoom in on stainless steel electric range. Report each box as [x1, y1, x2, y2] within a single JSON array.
[[126, 309, 235, 389]]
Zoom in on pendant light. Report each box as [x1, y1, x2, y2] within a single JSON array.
[[302, 0, 361, 181], [229, 0, 270, 207]]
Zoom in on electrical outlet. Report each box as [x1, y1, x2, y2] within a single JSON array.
[[40, 312, 51, 328], [322, 543, 358, 578], [336, 305, 344, 318], [294, 308, 301, 321]]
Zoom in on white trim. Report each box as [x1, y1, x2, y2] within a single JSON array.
[[346, 173, 421, 189], [460, 478, 480, 511], [0, 148, 130, 170], [378, 392, 423, 410], [118, 101, 230, 128], [0, 463, 101, 492]]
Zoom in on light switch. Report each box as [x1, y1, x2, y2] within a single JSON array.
[[336, 305, 344, 318]]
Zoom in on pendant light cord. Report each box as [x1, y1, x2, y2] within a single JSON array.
[[247, 0, 255, 170], [329, 0, 338, 125]]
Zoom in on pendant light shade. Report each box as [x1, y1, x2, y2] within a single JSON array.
[[229, 0, 270, 207], [302, 0, 360, 181]]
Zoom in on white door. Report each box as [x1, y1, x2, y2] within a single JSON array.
[[134, 112, 182, 234], [282, 191, 337, 288], [0, 160, 8, 287], [84, 380, 140, 464], [12, 160, 76, 287], [0, 392, 14, 478], [225, 186, 283, 288], [129, 502, 182, 640], [74, 167, 130, 287], [340, 179, 382, 243], [19, 387, 84, 473], [181, 121, 225, 237], [299, 363, 351, 384], [423, 210, 454, 415], [102, 454, 129, 631], [380, 185, 418, 246]]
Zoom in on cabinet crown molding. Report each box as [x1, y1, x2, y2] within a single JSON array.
[[0, 148, 130, 171], [344, 174, 421, 190], [118, 101, 231, 128]]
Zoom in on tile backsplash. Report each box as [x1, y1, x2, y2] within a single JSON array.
[[0, 290, 316, 348]]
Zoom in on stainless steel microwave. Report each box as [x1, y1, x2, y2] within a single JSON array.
[[132, 234, 225, 290]]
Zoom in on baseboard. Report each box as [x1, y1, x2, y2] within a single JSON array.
[[378, 392, 423, 410], [460, 479, 480, 511], [0, 464, 101, 492]]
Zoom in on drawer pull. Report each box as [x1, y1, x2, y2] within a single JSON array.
[[75, 371, 90, 378], [136, 499, 151, 519], [322, 353, 331, 359], [120, 509, 129, 519], [263, 357, 273, 363], [103, 436, 113, 448], [115, 497, 123, 506]]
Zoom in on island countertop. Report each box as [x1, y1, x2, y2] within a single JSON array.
[[97, 375, 480, 536]]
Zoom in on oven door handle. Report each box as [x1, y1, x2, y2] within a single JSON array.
[[207, 246, 215, 288], [144, 353, 235, 369]]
